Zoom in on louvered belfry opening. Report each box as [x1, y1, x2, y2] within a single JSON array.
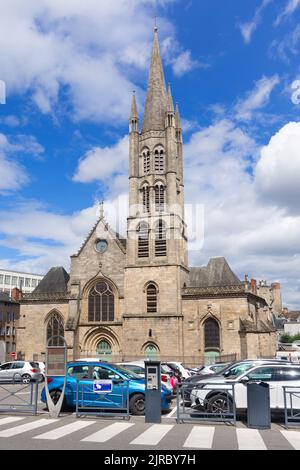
[[147, 283, 158, 313], [138, 222, 149, 258], [142, 185, 150, 213], [143, 150, 151, 175], [155, 184, 165, 212], [88, 281, 114, 322], [154, 149, 164, 173], [155, 219, 167, 257]]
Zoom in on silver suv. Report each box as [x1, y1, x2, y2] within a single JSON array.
[[0, 361, 43, 383]]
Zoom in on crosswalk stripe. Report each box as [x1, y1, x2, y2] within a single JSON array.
[[281, 431, 300, 450], [0, 419, 58, 438], [184, 426, 215, 449], [82, 422, 134, 443], [33, 420, 96, 440], [236, 428, 267, 450], [130, 424, 174, 446], [0, 417, 25, 427]]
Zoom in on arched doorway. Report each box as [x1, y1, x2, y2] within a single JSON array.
[[144, 343, 159, 359], [96, 340, 112, 362], [204, 318, 220, 365]]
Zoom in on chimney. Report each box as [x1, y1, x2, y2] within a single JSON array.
[[272, 282, 281, 290], [11, 287, 22, 302], [251, 279, 257, 295]]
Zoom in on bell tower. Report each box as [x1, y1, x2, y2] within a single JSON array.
[[125, 27, 189, 320]]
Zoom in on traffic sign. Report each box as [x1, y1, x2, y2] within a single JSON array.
[[10, 352, 16, 359]]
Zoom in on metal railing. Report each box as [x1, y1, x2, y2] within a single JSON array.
[[283, 386, 300, 428], [75, 379, 130, 419], [176, 381, 236, 425], [0, 373, 39, 415]]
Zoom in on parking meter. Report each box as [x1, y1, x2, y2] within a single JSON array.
[[145, 361, 161, 423]]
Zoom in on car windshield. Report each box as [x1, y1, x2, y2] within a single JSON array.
[[110, 364, 142, 380], [222, 363, 254, 378]]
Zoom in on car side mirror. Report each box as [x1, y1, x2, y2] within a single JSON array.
[[240, 376, 250, 383]]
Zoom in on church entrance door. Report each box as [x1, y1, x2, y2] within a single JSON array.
[[96, 340, 112, 362]]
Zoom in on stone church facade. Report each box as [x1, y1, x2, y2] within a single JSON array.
[[18, 29, 277, 365]]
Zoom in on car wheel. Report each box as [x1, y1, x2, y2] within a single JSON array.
[[207, 394, 233, 414], [21, 374, 31, 384], [129, 393, 145, 415]]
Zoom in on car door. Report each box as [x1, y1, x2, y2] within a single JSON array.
[[91, 365, 123, 409], [0, 363, 11, 382], [67, 364, 90, 406], [11, 362, 25, 382], [273, 367, 300, 409], [235, 366, 277, 409], [3, 363, 14, 382]]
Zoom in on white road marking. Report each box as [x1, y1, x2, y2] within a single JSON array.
[[236, 428, 267, 450], [281, 430, 300, 450], [166, 406, 177, 418], [82, 422, 134, 443], [0, 419, 57, 437], [0, 417, 25, 427], [33, 420, 96, 440], [130, 424, 174, 446], [184, 426, 215, 449]]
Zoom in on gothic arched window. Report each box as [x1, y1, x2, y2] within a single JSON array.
[[154, 147, 165, 173], [155, 220, 167, 257], [46, 312, 64, 346], [147, 283, 158, 313], [142, 184, 150, 213], [143, 150, 151, 175], [155, 183, 165, 212], [88, 281, 115, 322], [204, 318, 220, 351], [138, 222, 149, 258]]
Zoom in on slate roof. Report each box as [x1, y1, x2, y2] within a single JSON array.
[[32, 267, 69, 294], [188, 257, 242, 288]]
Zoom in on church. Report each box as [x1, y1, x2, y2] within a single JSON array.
[[18, 29, 277, 365]]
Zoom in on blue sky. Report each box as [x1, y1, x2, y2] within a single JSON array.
[[0, 0, 300, 308]]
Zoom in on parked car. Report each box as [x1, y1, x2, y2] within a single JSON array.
[[182, 359, 291, 404], [162, 362, 191, 380], [0, 361, 43, 383], [41, 361, 172, 415], [117, 361, 174, 392], [190, 363, 300, 412], [196, 363, 231, 376]]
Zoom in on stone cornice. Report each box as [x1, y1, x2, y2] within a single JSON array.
[[182, 284, 247, 298], [21, 292, 69, 303]]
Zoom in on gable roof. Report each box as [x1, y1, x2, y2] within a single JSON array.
[[73, 217, 126, 258], [189, 257, 242, 288], [32, 267, 69, 294]]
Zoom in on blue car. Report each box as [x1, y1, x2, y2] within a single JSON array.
[[41, 361, 172, 415]]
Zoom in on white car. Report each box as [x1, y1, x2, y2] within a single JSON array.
[[195, 363, 230, 376], [0, 361, 43, 383], [190, 363, 300, 411], [163, 362, 191, 380]]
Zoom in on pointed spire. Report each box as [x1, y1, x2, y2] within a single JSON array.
[[175, 103, 182, 128], [142, 28, 167, 133], [130, 91, 138, 119], [167, 84, 174, 114]]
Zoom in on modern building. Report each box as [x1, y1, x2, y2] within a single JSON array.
[[0, 269, 44, 296], [0, 290, 20, 363], [18, 28, 276, 364]]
